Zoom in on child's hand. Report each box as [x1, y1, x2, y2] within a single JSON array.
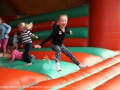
[[70, 31, 73, 34], [51, 21, 57, 26], [34, 36, 38, 39], [51, 21, 55, 25], [34, 45, 41, 48]]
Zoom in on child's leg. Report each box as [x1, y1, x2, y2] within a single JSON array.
[[61, 44, 80, 65], [24, 43, 32, 66], [22, 53, 27, 62], [0, 40, 3, 52], [23, 53, 34, 62], [13, 41, 18, 49], [51, 44, 61, 63], [13, 41, 15, 47], [51, 44, 61, 71], [2, 39, 8, 57], [61, 44, 87, 69], [0, 44, 3, 56], [30, 54, 35, 59]]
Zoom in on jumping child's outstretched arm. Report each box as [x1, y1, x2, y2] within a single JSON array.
[[34, 27, 58, 48], [65, 27, 73, 34]]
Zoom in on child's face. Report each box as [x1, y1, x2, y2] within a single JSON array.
[[18, 23, 25, 31], [58, 16, 68, 28], [18, 26, 23, 31], [0, 18, 2, 24]]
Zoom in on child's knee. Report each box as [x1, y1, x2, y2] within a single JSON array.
[[2, 46, 6, 51]]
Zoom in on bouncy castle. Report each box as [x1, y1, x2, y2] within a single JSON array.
[[0, 0, 120, 90]]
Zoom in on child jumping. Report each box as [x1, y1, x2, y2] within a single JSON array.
[[34, 14, 88, 72], [18, 22, 38, 66]]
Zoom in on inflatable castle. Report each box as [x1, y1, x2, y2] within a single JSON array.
[[0, 0, 120, 90]]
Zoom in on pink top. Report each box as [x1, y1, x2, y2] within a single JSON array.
[[11, 50, 23, 61]]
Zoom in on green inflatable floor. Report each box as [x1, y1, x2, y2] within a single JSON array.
[[0, 58, 79, 79]]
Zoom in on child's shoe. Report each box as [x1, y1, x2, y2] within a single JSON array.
[[25, 63, 32, 66], [78, 64, 88, 69], [30, 54, 35, 59], [56, 62, 61, 72]]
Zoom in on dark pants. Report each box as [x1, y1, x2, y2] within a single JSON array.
[[51, 44, 80, 65], [22, 43, 32, 63]]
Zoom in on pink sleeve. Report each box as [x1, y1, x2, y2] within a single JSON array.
[[10, 51, 15, 61]]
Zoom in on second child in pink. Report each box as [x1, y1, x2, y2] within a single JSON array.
[[10, 49, 23, 62], [7, 47, 35, 62]]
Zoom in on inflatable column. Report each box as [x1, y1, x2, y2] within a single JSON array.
[[89, 0, 120, 50]]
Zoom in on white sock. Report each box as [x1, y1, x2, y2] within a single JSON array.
[[78, 64, 87, 69], [56, 62, 61, 72]]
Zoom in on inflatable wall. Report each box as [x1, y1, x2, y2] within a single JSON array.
[[9, 5, 89, 47]]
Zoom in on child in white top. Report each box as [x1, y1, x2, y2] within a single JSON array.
[[13, 31, 18, 49]]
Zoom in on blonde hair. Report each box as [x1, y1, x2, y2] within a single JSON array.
[[18, 22, 25, 28], [18, 22, 33, 30], [57, 14, 68, 21], [25, 22, 33, 30]]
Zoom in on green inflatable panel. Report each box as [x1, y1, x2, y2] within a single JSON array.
[[0, 58, 79, 79], [68, 47, 118, 59], [9, 27, 88, 44], [9, 5, 88, 28], [67, 27, 88, 38], [23, 47, 118, 60]]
